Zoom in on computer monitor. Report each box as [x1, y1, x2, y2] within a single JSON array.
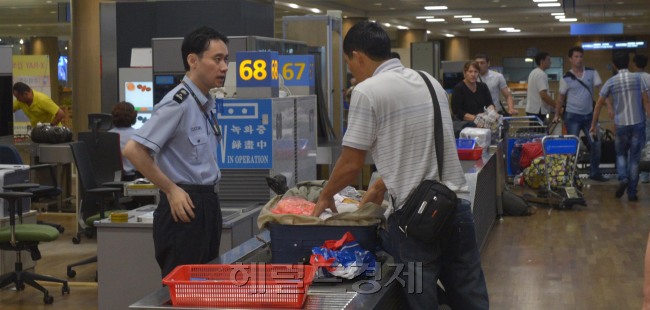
[[88, 113, 113, 131], [133, 112, 151, 129], [124, 81, 154, 112]]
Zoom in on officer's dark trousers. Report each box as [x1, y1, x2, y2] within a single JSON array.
[[154, 184, 222, 278]]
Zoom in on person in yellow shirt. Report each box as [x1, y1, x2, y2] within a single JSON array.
[[12, 82, 65, 128]]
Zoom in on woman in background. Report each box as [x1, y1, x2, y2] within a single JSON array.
[[109, 101, 138, 181], [451, 61, 495, 123]]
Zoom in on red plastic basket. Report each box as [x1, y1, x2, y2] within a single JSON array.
[[457, 146, 483, 160], [162, 264, 316, 308]]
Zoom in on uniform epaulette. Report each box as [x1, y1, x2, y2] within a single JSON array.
[[173, 89, 189, 104]]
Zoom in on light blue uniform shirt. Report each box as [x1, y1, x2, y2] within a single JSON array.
[[131, 76, 220, 185]]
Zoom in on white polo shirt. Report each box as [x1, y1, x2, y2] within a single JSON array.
[[526, 67, 551, 115]]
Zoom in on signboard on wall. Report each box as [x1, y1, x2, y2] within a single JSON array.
[[12, 55, 52, 127], [216, 98, 272, 169]]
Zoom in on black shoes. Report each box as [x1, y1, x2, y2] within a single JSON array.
[[589, 174, 609, 182], [615, 182, 628, 198], [629, 195, 639, 202]]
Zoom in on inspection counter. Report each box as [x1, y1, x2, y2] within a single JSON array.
[[96, 202, 263, 310], [129, 151, 498, 309]]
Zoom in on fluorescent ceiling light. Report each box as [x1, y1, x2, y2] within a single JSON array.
[[416, 16, 435, 19], [470, 28, 485, 32], [499, 27, 515, 31], [397, 25, 409, 30], [560, 18, 578, 22], [507, 29, 521, 32], [454, 15, 472, 18], [538, 3, 561, 7], [310, 8, 321, 13], [462, 17, 481, 21], [533, 0, 557, 2], [426, 18, 445, 22], [525, 58, 534, 62], [384, 23, 391, 27], [551, 12, 565, 15], [424, 6, 448, 10], [288, 3, 299, 9], [554, 15, 566, 19], [445, 34, 455, 37], [472, 20, 490, 24]]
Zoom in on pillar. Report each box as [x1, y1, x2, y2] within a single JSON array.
[[28, 37, 60, 104], [71, 0, 101, 133], [396, 29, 427, 49]]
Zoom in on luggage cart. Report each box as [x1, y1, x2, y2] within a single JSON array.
[[541, 135, 586, 209], [501, 116, 547, 179]]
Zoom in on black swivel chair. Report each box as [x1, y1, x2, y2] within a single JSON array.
[[0, 188, 70, 304], [0, 144, 64, 232], [67, 141, 126, 278]]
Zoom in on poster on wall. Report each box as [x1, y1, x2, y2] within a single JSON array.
[[12, 55, 51, 132]]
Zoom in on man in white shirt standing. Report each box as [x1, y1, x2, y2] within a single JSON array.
[[526, 52, 559, 122], [475, 53, 517, 116], [556, 46, 607, 182]]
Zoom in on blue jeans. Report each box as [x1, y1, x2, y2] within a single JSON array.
[[564, 112, 602, 178], [380, 199, 489, 310], [640, 119, 650, 182], [615, 122, 646, 197]]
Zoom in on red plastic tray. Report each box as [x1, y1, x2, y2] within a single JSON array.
[[457, 146, 483, 160], [163, 264, 316, 308]]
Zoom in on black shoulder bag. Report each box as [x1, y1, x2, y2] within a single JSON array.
[[564, 71, 596, 110], [397, 71, 459, 243]]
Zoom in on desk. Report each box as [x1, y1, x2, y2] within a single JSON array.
[[96, 203, 263, 310], [461, 151, 498, 252]]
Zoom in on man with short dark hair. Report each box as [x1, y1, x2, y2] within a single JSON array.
[[526, 52, 559, 122], [12, 82, 65, 128], [475, 53, 517, 115], [632, 54, 650, 183], [313, 21, 488, 310], [591, 51, 650, 202], [123, 26, 229, 277], [557, 46, 607, 182]]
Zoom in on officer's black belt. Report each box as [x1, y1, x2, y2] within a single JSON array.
[[176, 183, 218, 194]]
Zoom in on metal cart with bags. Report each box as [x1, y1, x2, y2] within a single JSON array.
[[541, 135, 586, 209], [501, 116, 547, 179]]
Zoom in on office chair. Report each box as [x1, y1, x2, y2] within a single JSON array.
[[67, 141, 127, 278], [0, 144, 65, 233], [0, 188, 70, 304]]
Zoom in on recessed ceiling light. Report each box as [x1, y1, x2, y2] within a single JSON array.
[[389, 7, 396, 10], [426, 18, 445, 22], [19, 39, 24, 44], [424, 6, 448, 10], [50, 11, 56, 14], [559, 18, 578, 22], [396, 26, 408, 30], [454, 15, 472, 18], [416, 16, 435, 19], [288, 3, 299, 9], [538, 3, 561, 7], [445, 34, 455, 37], [374, 2, 382, 5], [384, 23, 391, 27], [426, 30, 431, 34], [470, 28, 486, 32], [472, 20, 490, 24], [65, 46, 68, 50], [310, 8, 321, 13], [17, 24, 22, 27]]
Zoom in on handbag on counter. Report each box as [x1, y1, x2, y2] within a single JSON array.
[[397, 71, 459, 243]]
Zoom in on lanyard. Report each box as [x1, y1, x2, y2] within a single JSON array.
[[181, 81, 221, 139]]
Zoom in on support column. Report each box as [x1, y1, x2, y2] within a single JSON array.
[[445, 37, 470, 61], [396, 29, 427, 49], [71, 0, 101, 133], [28, 37, 60, 104]]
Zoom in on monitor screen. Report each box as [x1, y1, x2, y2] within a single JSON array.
[[124, 81, 154, 112], [133, 112, 151, 129], [58, 56, 68, 82]]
